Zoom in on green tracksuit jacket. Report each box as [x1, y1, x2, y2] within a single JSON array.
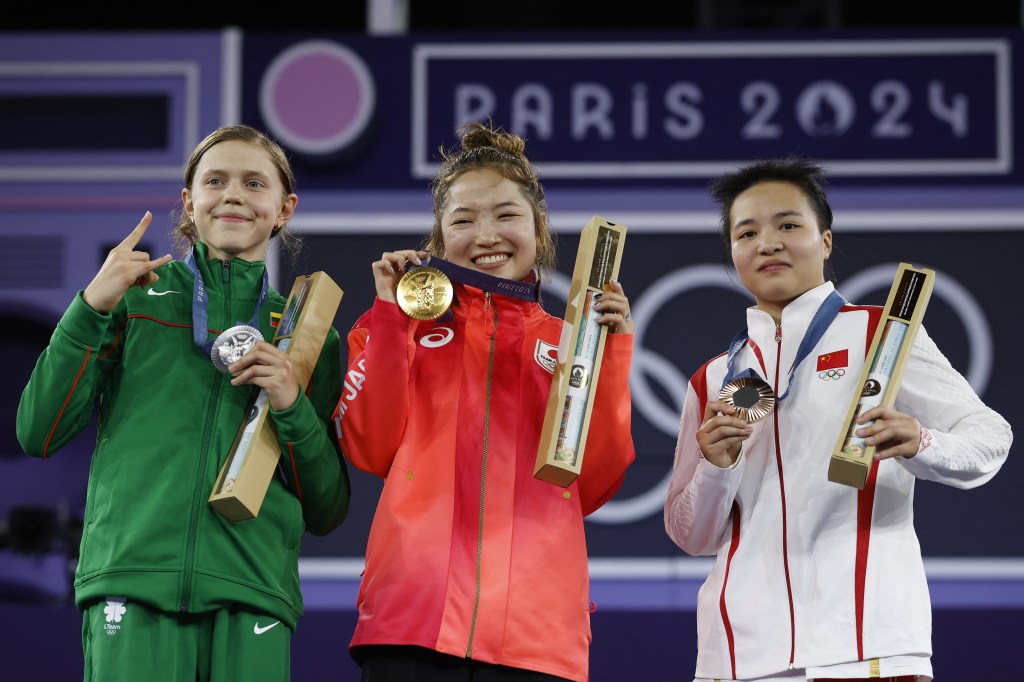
[[16, 241, 350, 629]]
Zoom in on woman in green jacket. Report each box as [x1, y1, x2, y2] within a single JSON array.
[[16, 124, 351, 682]]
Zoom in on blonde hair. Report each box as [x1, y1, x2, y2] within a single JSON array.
[[423, 120, 557, 276], [170, 124, 302, 264]]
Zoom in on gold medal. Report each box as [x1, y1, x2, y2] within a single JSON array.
[[720, 376, 775, 423], [397, 266, 454, 320]]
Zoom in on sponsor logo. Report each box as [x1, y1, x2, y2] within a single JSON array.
[[103, 597, 126, 636], [419, 326, 455, 349], [254, 620, 281, 635], [147, 288, 179, 296]]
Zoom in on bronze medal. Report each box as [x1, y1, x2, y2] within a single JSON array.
[[210, 324, 264, 372], [397, 266, 454, 321], [720, 376, 775, 423]]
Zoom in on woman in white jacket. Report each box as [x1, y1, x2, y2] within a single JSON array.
[[664, 157, 1011, 682]]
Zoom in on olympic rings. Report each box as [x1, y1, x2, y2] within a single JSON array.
[[819, 368, 846, 380], [542, 262, 993, 525]]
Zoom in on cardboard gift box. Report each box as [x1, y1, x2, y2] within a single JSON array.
[[209, 271, 343, 521], [535, 216, 627, 487], [829, 262, 934, 489]]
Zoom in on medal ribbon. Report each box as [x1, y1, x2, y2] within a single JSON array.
[[409, 257, 542, 303], [185, 248, 269, 356], [722, 289, 846, 402]]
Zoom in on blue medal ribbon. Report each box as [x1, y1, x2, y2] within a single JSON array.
[[414, 256, 541, 303], [185, 247, 269, 356], [722, 290, 847, 402], [403, 256, 542, 321]]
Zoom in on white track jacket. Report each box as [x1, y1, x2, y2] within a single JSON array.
[[664, 282, 1011, 681]]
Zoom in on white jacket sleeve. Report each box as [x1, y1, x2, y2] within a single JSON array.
[[664, 380, 746, 556], [894, 326, 1011, 488]]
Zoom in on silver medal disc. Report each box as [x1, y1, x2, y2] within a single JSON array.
[[210, 325, 264, 372]]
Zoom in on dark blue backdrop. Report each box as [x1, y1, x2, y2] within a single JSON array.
[[1, 26, 1021, 680]]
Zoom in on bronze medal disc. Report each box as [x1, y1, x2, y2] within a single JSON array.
[[210, 324, 264, 372], [397, 266, 454, 321], [720, 376, 775, 423]]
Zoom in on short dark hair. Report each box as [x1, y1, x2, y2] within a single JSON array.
[[709, 156, 835, 281]]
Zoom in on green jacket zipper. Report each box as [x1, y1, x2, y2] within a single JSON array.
[[180, 258, 232, 611]]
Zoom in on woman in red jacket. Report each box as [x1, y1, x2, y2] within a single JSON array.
[[333, 121, 637, 681]]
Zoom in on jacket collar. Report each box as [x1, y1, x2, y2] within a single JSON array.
[[744, 282, 837, 388], [451, 280, 547, 319], [191, 241, 267, 292]]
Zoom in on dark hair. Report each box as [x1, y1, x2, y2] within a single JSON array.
[[170, 124, 302, 264], [709, 156, 835, 282], [424, 120, 557, 277]]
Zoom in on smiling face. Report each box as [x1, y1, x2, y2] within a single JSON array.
[[440, 167, 540, 281], [182, 139, 297, 262], [729, 180, 832, 321]]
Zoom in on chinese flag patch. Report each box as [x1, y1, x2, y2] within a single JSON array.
[[817, 349, 848, 371], [270, 311, 282, 328]]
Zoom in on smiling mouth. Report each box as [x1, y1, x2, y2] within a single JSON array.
[[473, 254, 510, 266]]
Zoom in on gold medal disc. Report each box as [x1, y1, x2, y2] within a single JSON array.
[[720, 377, 775, 423], [397, 266, 454, 321]]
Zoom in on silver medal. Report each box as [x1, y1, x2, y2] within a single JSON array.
[[210, 325, 264, 372]]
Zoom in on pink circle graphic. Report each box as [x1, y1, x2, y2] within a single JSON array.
[[260, 40, 376, 155]]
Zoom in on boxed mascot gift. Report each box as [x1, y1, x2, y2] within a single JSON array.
[[535, 216, 626, 487], [829, 262, 934, 489], [209, 271, 343, 521]]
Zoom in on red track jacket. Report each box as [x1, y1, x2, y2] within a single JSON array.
[[334, 284, 635, 681]]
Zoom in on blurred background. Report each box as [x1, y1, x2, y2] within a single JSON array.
[[2, 1, 1022, 679]]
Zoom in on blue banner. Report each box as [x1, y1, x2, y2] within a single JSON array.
[[237, 30, 1022, 188]]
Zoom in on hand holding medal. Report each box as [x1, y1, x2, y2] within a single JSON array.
[[693, 376, 773, 468], [397, 265, 453, 321], [376, 248, 544, 322], [211, 325, 264, 372], [373, 249, 453, 320]]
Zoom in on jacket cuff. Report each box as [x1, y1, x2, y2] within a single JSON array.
[[58, 291, 114, 348], [270, 390, 323, 445]]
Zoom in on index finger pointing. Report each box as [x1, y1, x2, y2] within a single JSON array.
[[119, 211, 153, 249]]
